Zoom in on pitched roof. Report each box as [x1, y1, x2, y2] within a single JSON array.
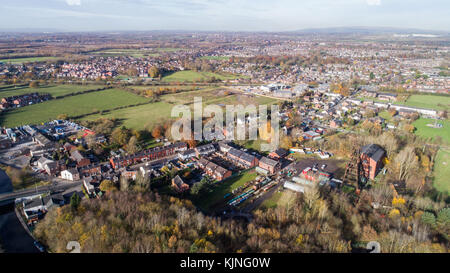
[[260, 156, 279, 167], [361, 144, 385, 162]]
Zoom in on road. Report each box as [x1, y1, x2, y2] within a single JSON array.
[[0, 180, 82, 204]]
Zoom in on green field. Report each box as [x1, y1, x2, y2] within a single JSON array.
[[359, 94, 449, 111], [260, 190, 296, 210], [161, 70, 239, 83], [378, 110, 393, 121], [90, 48, 183, 58], [0, 56, 60, 64], [90, 49, 159, 58], [200, 56, 231, 61], [398, 95, 450, 111], [412, 118, 450, 144], [0, 88, 149, 127], [0, 84, 106, 98], [79, 101, 174, 130], [194, 170, 258, 212], [433, 148, 450, 194]]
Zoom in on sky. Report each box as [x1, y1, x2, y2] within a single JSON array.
[[0, 0, 449, 32]]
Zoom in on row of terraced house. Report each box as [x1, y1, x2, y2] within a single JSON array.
[[109, 142, 188, 169]]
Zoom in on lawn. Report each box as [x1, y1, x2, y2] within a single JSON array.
[[0, 88, 149, 127], [433, 148, 450, 194], [260, 190, 296, 210], [378, 110, 392, 121], [0, 84, 106, 98], [398, 95, 450, 111], [194, 170, 258, 212], [79, 101, 174, 131], [412, 118, 450, 144], [0, 56, 60, 64], [161, 70, 239, 83]]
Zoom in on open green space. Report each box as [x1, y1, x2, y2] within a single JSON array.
[[161, 70, 239, 83], [0, 56, 60, 64], [200, 56, 231, 61], [433, 148, 450, 194], [260, 190, 296, 210], [378, 110, 393, 121], [412, 118, 450, 144], [194, 170, 258, 212], [0, 88, 149, 127], [79, 101, 173, 131], [397, 94, 450, 111], [359, 94, 450, 111], [90, 48, 184, 58], [0, 84, 106, 98]]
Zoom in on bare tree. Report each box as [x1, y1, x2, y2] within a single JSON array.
[[395, 146, 418, 181]]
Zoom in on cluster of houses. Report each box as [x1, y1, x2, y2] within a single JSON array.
[[0, 93, 52, 109], [283, 143, 387, 194]]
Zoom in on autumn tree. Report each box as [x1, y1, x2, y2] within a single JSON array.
[[148, 66, 160, 78], [126, 136, 139, 154], [395, 146, 418, 181], [99, 180, 117, 193], [111, 127, 131, 146], [29, 81, 39, 88], [151, 125, 163, 139]]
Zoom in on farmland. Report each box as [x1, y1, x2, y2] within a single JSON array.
[[433, 148, 450, 194], [0, 56, 61, 64], [412, 118, 450, 144], [0, 88, 149, 127], [161, 70, 239, 83], [0, 84, 106, 98], [79, 101, 174, 131], [89, 48, 184, 58]]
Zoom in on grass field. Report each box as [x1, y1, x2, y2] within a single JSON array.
[[378, 110, 393, 121], [200, 56, 231, 60], [412, 118, 450, 144], [79, 101, 174, 130], [0, 84, 106, 98], [90, 49, 159, 58], [0, 88, 149, 127], [90, 48, 183, 58], [359, 94, 449, 111], [0, 56, 60, 64], [260, 190, 296, 210], [433, 148, 450, 194], [161, 70, 239, 83], [194, 170, 258, 212], [398, 95, 450, 111]]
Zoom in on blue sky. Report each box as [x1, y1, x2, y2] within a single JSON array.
[[1, 0, 449, 32]]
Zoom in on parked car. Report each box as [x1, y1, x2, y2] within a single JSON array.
[[33, 241, 45, 252]]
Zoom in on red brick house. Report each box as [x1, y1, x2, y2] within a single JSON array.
[[360, 144, 386, 180], [258, 156, 280, 175], [269, 148, 288, 160], [172, 175, 189, 193]]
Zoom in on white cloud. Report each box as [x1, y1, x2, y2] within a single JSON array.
[[366, 0, 381, 5], [66, 0, 81, 6]]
